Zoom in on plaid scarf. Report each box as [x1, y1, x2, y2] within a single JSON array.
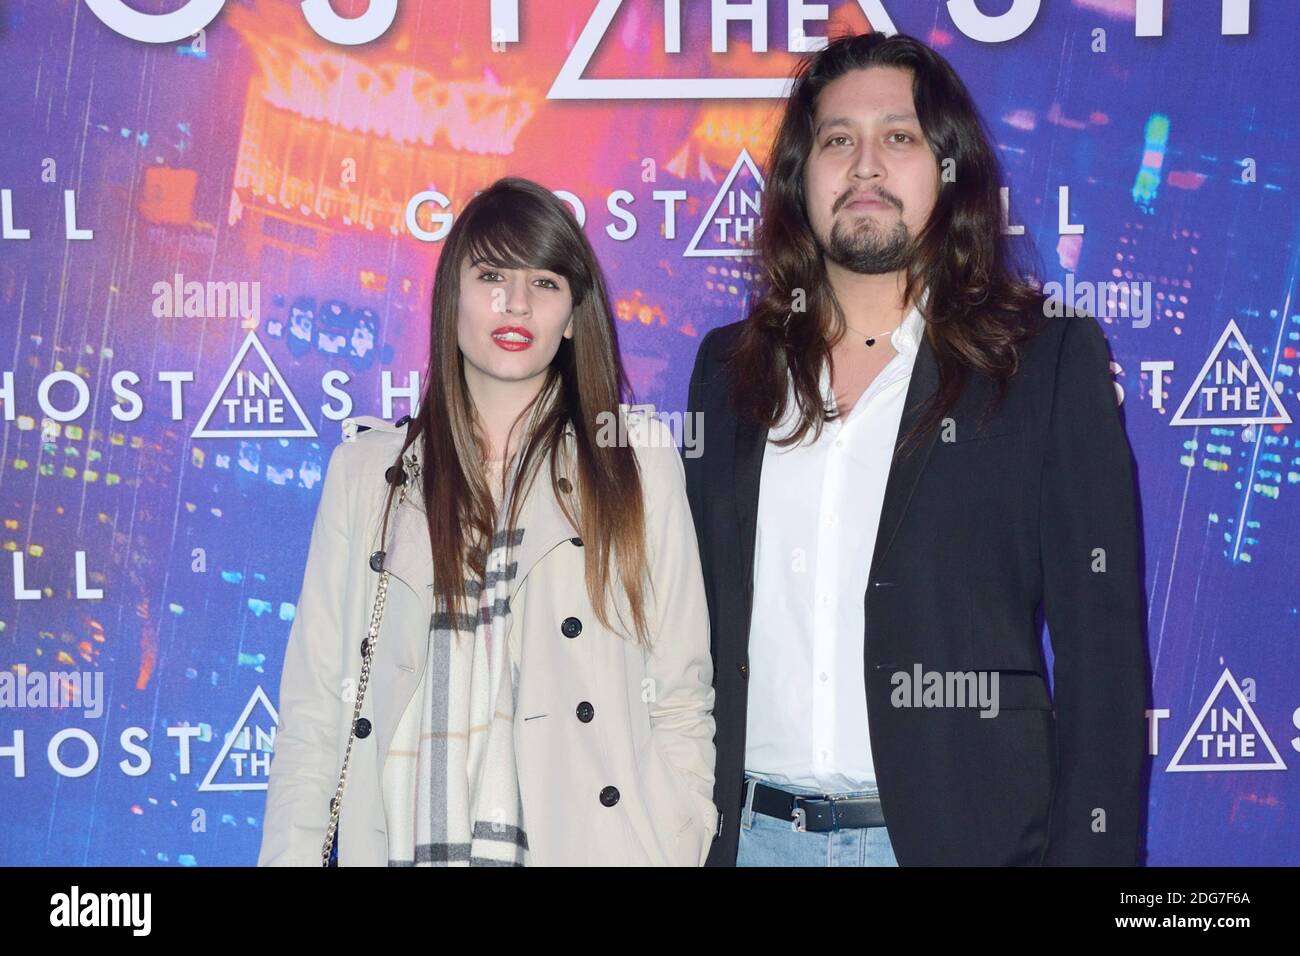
[[382, 469, 529, 866]]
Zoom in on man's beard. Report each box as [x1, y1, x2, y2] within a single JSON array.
[[823, 213, 913, 275]]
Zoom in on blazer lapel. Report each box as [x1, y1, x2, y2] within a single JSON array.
[[867, 328, 942, 578], [733, 411, 768, 602]]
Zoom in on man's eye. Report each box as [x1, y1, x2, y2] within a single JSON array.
[[890, 132, 914, 143]]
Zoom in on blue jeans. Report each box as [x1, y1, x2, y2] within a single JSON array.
[[736, 772, 900, 867]]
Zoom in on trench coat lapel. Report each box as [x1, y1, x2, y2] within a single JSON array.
[[502, 424, 582, 603], [375, 435, 433, 614], [380, 489, 434, 612], [378, 424, 581, 613]]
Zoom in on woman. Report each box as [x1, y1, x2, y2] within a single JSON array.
[[258, 177, 717, 866]]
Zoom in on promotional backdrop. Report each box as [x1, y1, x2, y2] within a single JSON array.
[[1, 0, 1297, 865]]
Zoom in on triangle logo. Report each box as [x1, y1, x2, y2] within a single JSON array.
[[683, 148, 765, 258], [1165, 668, 1287, 772], [198, 685, 281, 792], [546, 0, 896, 100], [1169, 320, 1291, 427], [192, 331, 317, 438]]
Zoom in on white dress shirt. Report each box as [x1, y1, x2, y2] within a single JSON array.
[[744, 293, 927, 793]]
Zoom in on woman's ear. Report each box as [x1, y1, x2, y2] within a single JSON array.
[[562, 312, 575, 340]]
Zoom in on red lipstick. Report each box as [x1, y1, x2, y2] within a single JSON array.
[[491, 326, 534, 351]]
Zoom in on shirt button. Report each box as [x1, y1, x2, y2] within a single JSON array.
[[819, 672, 828, 682], [835, 439, 843, 447], [355, 718, 372, 739]]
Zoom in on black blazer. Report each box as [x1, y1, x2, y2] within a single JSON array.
[[682, 310, 1150, 866]]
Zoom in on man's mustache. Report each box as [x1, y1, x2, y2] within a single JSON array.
[[834, 188, 902, 213]]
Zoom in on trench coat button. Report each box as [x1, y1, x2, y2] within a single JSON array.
[[557, 477, 573, 494], [576, 701, 594, 722], [738, 663, 748, 679], [385, 464, 406, 485], [355, 717, 372, 739], [360, 638, 369, 658], [570, 536, 584, 547], [369, 550, 385, 572], [561, 616, 582, 638], [599, 786, 620, 807]]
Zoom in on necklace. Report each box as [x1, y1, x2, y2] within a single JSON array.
[[844, 324, 899, 347]]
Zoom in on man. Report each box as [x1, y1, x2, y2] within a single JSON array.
[[682, 31, 1149, 866]]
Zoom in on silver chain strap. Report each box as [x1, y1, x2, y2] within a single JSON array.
[[320, 450, 420, 867]]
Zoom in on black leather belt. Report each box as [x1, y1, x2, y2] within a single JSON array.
[[749, 780, 886, 832]]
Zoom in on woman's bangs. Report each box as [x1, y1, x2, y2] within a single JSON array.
[[464, 218, 541, 273], [461, 202, 587, 300]]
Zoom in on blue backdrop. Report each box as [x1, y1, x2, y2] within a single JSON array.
[[0, 0, 1296, 865]]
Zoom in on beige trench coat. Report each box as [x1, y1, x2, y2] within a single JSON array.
[[258, 407, 718, 866]]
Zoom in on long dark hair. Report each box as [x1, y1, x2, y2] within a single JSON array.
[[379, 177, 652, 644], [728, 31, 1044, 457]]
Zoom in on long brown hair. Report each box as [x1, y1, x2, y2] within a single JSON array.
[[378, 177, 651, 644], [729, 31, 1045, 458]]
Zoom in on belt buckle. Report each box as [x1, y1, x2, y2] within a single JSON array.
[[791, 795, 843, 832]]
